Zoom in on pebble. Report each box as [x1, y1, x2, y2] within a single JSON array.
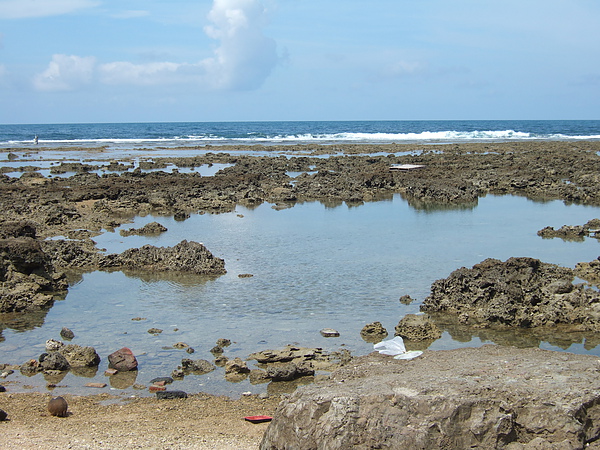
[[0, 409, 7, 421], [320, 328, 340, 337], [85, 382, 107, 388]]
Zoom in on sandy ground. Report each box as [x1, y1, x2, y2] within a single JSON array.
[[0, 391, 281, 449]]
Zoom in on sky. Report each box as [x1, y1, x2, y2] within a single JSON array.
[[0, 0, 599, 124]]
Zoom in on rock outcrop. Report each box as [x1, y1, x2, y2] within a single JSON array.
[[421, 257, 600, 330], [261, 346, 600, 449]]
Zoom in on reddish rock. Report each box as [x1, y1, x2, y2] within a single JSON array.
[[84, 382, 107, 388], [108, 347, 138, 371], [149, 385, 166, 392], [104, 368, 118, 376]]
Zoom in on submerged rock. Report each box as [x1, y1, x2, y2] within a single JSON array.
[[261, 346, 600, 449]]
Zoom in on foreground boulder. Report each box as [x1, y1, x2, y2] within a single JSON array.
[[421, 257, 600, 330], [261, 346, 600, 449]]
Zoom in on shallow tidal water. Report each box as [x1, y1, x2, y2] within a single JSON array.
[[2, 194, 600, 398]]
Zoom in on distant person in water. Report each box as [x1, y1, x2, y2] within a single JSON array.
[[34, 135, 38, 145]]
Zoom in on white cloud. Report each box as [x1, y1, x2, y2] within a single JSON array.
[[203, 0, 278, 90], [33, 54, 96, 91], [32, 0, 279, 92], [99, 61, 186, 86], [0, 0, 100, 19]]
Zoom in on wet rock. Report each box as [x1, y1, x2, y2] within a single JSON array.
[[147, 328, 163, 335], [261, 346, 600, 449], [320, 328, 340, 337], [0, 385, 6, 392], [225, 357, 250, 375], [395, 314, 442, 341], [0, 237, 68, 313], [216, 338, 231, 347], [214, 355, 228, 367], [171, 368, 185, 379], [210, 345, 224, 355], [120, 221, 167, 237], [39, 352, 70, 372], [20, 359, 40, 376], [360, 321, 388, 342], [59, 327, 74, 340], [173, 342, 189, 349], [59, 344, 101, 367], [105, 240, 226, 275], [421, 257, 600, 330], [0, 409, 6, 421], [181, 358, 215, 375], [47, 396, 68, 417], [575, 257, 600, 286], [108, 347, 138, 371], [399, 294, 414, 305], [150, 376, 174, 385], [249, 369, 270, 384]]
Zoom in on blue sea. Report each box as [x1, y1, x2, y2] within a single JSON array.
[[1, 120, 600, 148], [3, 119, 600, 398]]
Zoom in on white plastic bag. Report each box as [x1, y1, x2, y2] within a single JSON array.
[[373, 336, 422, 360]]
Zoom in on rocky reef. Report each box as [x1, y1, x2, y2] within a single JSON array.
[[261, 346, 600, 449]]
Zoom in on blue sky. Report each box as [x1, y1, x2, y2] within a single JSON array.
[[0, 0, 599, 124]]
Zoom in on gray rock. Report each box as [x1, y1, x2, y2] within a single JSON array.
[[266, 362, 315, 382], [60, 327, 75, 340], [39, 352, 70, 371], [320, 328, 340, 337], [261, 346, 600, 449], [59, 344, 101, 367], [181, 358, 215, 374], [156, 390, 187, 400], [225, 357, 250, 375]]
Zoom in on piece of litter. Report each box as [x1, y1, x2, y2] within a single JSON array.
[[244, 415, 272, 423], [374, 336, 422, 360]]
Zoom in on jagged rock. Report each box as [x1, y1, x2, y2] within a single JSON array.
[[59, 344, 101, 367], [45, 339, 64, 352], [395, 314, 442, 341], [225, 357, 250, 375], [0, 237, 68, 313], [399, 294, 414, 305], [261, 346, 600, 449], [216, 338, 231, 347], [39, 352, 70, 371], [181, 358, 215, 375], [360, 321, 388, 342], [421, 257, 600, 330], [575, 257, 600, 286], [120, 221, 168, 237], [108, 347, 137, 371]]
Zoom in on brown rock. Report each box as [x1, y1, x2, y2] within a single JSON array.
[[394, 314, 442, 341], [47, 396, 68, 417], [108, 347, 138, 371]]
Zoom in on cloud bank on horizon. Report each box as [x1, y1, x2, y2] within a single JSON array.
[[0, 0, 599, 122]]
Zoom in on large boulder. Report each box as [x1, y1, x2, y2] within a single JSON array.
[[261, 346, 600, 449], [0, 237, 68, 313], [421, 257, 600, 330]]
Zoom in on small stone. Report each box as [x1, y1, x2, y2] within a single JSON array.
[[242, 391, 252, 396], [150, 377, 174, 385], [60, 327, 75, 340], [131, 317, 146, 321], [149, 385, 166, 392], [0, 385, 6, 392], [104, 368, 118, 376], [171, 369, 185, 379], [399, 295, 414, 305], [153, 380, 166, 387], [225, 357, 250, 375], [0, 409, 7, 421], [320, 328, 340, 338], [48, 396, 68, 417], [156, 390, 188, 400], [259, 392, 270, 399], [210, 345, 224, 354], [173, 342, 189, 349], [238, 273, 254, 278], [147, 328, 163, 335], [216, 338, 231, 347], [185, 347, 195, 354], [85, 382, 107, 388], [133, 384, 146, 390]]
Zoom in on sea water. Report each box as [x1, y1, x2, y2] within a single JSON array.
[[1, 193, 600, 397]]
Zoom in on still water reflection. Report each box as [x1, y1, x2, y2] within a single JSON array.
[[1, 194, 599, 397]]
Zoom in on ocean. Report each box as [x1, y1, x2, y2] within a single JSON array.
[[2, 119, 600, 397], [1, 120, 600, 148]]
